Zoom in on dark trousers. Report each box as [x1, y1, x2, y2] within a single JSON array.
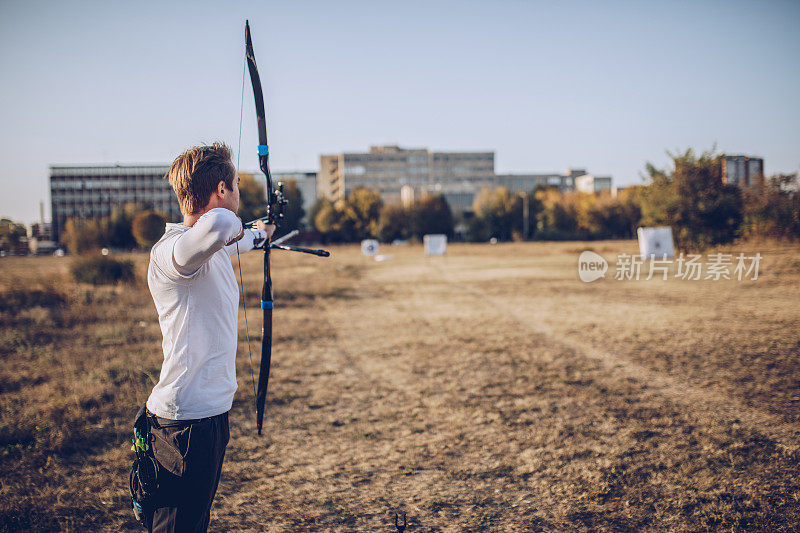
[[147, 410, 230, 533]]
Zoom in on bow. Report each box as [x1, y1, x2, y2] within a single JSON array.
[[243, 18, 279, 436], [240, 20, 329, 435]]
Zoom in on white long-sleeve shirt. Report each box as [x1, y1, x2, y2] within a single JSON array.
[[146, 208, 266, 420]]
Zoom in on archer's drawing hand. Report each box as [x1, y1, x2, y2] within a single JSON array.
[[256, 220, 276, 241]]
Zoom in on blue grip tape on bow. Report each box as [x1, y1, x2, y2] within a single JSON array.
[[261, 300, 273, 309], [258, 145, 269, 155]]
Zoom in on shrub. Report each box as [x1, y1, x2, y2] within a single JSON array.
[[70, 254, 135, 285], [132, 210, 167, 248], [62, 218, 103, 255], [0, 285, 67, 312]]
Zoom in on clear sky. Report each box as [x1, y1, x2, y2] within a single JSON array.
[[1, 0, 798, 224]]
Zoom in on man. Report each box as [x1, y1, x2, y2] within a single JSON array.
[[144, 142, 274, 532]]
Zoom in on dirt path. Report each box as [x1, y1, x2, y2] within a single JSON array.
[[427, 260, 800, 453], [215, 243, 800, 531]]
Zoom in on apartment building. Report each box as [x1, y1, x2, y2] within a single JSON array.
[[722, 155, 764, 188], [403, 169, 589, 214], [50, 165, 179, 242], [319, 145, 613, 214], [575, 174, 614, 194], [319, 145, 495, 204]]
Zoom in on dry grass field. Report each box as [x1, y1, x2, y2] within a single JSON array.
[[1, 239, 799, 532]]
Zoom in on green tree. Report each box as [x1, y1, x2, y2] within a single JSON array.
[[237, 172, 267, 224], [132, 210, 167, 248], [616, 187, 645, 238], [279, 179, 305, 230], [534, 186, 579, 237], [641, 148, 743, 251], [312, 198, 347, 242], [465, 213, 490, 242], [410, 194, 454, 239], [741, 173, 800, 240], [342, 188, 383, 240], [472, 187, 522, 241], [377, 203, 410, 243], [308, 198, 328, 232], [583, 190, 641, 239], [101, 203, 137, 249], [0, 218, 27, 253], [62, 218, 103, 255]]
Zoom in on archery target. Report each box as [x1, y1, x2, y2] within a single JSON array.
[[361, 239, 379, 256], [424, 234, 447, 256], [637, 227, 675, 259]]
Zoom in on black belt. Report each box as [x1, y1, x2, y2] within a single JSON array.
[[146, 409, 226, 428]]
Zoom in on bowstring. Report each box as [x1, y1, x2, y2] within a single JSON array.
[[236, 54, 258, 418]]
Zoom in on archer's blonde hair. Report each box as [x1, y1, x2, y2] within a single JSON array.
[[166, 142, 236, 215]]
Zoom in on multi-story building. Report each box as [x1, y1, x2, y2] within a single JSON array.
[[403, 170, 589, 214], [49, 165, 179, 242], [30, 201, 53, 240], [495, 169, 587, 194], [722, 155, 764, 188], [319, 145, 612, 215], [28, 201, 57, 254], [319, 145, 494, 204], [575, 174, 614, 194], [29, 222, 52, 240], [400, 182, 484, 214]]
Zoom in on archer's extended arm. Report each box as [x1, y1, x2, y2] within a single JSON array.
[[173, 208, 243, 275], [224, 228, 269, 256]]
